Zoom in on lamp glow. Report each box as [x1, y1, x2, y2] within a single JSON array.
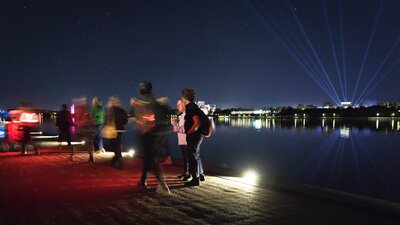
[[128, 149, 135, 157], [242, 170, 258, 185]]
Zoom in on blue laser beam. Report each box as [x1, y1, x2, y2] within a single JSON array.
[[354, 36, 400, 105], [267, 0, 342, 105], [255, 1, 341, 103], [351, 0, 384, 103], [355, 56, 400, 105], [287, 0, 342, 104], [243, 1, 341, 103], [338, 0, 348, 101], [322, 0, 346, 101]]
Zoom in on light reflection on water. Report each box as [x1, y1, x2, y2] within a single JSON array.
[[201, 117, 400, 203]]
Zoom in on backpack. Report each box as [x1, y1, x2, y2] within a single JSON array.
[[198, 108, 213, 138]]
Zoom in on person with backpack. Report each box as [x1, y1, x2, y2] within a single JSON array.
[[181, 88, 206, 186], [132, 81, 170, 193]]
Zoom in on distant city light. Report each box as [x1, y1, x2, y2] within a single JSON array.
[[376, 113, 380, 117], [341, 102, 352, 108]]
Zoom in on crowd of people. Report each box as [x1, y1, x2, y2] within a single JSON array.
[[55, 81, 208, 192]]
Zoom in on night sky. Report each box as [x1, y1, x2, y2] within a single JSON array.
[[1, 0, 400, 110]]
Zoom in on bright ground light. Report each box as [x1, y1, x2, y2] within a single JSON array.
[[242, 170, 258, 185], [128, 149, 135, 157]]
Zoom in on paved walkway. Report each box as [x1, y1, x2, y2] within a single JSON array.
[[0, 149, 399, 225]]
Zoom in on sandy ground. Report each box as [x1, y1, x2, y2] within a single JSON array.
[[0, 149, 399, 225]]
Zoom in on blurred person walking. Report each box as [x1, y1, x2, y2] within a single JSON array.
[[56, 104, 73, 160], [181, 88, 205, 186], [132, 81, 170, 193], [91, 97, 105, 153], [156, 97, 173, 165], [74, 97, 95, 162], [102, 96, 128, 169]]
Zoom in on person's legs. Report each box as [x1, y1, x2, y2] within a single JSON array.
[[140, 133, 152, 187], [177, 145, 190, 179], [193, 135, 203, 178], [153, 136, 169, 193], [113, 133, 123, 169], [58, 130, 64, 147], [180, 145, 189, 173], [92, 125, 100, 151], [66, 129, 72, 147], [185, 132, 202, 186], [83, 127, 95, 162], [21, 126, 30, 155]]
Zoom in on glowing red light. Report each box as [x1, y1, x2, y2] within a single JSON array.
[[142, 114, 155, 122], [19, 113, 39, 123]]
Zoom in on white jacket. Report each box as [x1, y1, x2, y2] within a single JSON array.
[[172, 112, 187, 145]]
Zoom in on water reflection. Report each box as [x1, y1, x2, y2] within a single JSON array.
[[216, 117, 400, 133], [212, 117, 400, 203]]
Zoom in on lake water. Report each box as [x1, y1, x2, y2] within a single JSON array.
[[38, 117, 400, 203]]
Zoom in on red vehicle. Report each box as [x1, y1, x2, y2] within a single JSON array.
[[3, 108, 41, 153]]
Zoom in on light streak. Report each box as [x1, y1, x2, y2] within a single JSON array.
[[355, 56, 400, 105], [287, 0, 342, 104], [354, 36, 400, 105], [339, 0, 348, 101], [351, 0, 384, 103], [244, 1, 341, 104], [268, 1, 341, 104], [322, 0, 346, 101]]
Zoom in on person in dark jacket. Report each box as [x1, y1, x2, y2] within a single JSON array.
[[104, 96, 128, 169], [56, 104, 73, 159], [181, 88, 205, 186]]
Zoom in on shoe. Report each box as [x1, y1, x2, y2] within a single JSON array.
[[100, 149, 106, 154], [185, 178, 200, 186], [199, 174, 205, 182], [139, 180, 147, 189], [177, 172, 189, 179], [181, 174, 192, 181], [88, 156, 95, 162], [70, 155, 75, 162]]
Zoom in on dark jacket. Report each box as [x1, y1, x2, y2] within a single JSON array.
[[106, 107, 128, 131], [56, 109, 73, 130]]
